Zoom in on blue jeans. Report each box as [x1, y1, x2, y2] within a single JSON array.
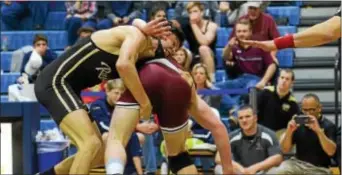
[[1, 2, 26, 30], [215, 74, 261, 111], [143, 134, 157, 173]]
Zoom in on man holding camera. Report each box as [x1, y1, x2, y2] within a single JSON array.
[[268, 93, 337, 174]]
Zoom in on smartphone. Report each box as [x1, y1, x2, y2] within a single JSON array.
[[294, 115, 311, 125]]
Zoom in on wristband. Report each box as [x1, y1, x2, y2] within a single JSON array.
[[274, 34, 295, 49]]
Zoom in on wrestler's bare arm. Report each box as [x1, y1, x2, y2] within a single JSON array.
[[293, 16, 341, 48], [114, 27, 153, 119], [187, 86, 234, 174]]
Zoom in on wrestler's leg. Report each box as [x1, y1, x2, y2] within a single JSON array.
[[104, 106, 140, 174], [162, 125, 198, 174], [53, 121, 105, 174], [56, 109, 103, 174]]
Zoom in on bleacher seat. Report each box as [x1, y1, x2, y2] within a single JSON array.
[[215, 69, 227, 82], [267, 6, 300, 25], [48, 1, 66, 12], [216, 27, 233, 48], [168, 9, 175, 20], [215, 48, 224, 69], [277, 48, 294, 68], [44, 12, 67, 30], [1, 52, 12, 72], [277, 26, 297, 36], [0, 95, 8, 102], [1, 72, 20, 93], [1, 31, 67, 51]]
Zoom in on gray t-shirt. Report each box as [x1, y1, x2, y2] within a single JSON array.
[[229, 124, 281, 167]]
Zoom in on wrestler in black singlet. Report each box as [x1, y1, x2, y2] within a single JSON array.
[[35, 36, 165, 125]]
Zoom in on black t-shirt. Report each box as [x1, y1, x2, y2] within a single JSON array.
[[175, 16, 217, 57], [257, 86, 300, 131], [293, 116, 337, 168]]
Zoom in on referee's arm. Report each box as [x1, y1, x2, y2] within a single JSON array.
[[292, 15, 341, 48]]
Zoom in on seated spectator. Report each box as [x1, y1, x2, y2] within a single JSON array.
[[18, 34, 57, 84], [174, 1, 218, 21], [95, 1, 143, 30], [64, 1, 97, 49], [1, 1, 48, 30], [215, 105, 283, 174], [217, 19, 276, 107], [89, 79, 144, 174], [145, 2, 171, 21], [229, 1, 280, 63], [257, 69, 299, 134], [173, 2, 218, 81], [173, 47, 192, 71], [268, 94, 337, 174], [192, 63, 221, 109]]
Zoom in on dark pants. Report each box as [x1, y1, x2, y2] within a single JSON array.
[[1, 1, 48, 30]]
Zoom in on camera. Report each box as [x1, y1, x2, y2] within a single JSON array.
[[294, 115, 311, 125]]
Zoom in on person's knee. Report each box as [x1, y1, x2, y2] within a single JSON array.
[[78, 134, 102, 154], [199, 45, 213, 57]]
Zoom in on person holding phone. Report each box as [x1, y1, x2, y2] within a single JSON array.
[[268, 93, 337, 174]]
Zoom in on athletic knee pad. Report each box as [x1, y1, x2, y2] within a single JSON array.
[[168, 151, 193, 173]]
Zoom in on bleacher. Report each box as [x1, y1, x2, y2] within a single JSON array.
[[1, 1, 340, 174]]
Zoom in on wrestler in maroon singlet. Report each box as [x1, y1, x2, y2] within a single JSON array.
[[117, 58, 192, 132]]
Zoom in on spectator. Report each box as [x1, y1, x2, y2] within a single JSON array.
[[257, 69, 299, 134], [229, 1, 280, 64], [89, 79, 144, 175], [1, 1, 48, 30], [268, 94, 337, 174], [217, 19, 276, 107], [64, 1, 97, 48], [144, 1, 171, 21], [18, 34, 57, 84], [77, 26, 95, 39], [173, 1, 218, 21], [215, 105, 283, 174], [95, 1, 143, 30], [148, 5, 167, 21], [173, 47, 192, 71], [192, 63, 221, 109], [173, 2, 218, 81]]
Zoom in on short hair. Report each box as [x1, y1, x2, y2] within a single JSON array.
[[238, 104, 255, 114], [235, 18, 252, 30], [33, 34, 48, 45], [186, 2, 204, 12], [106, 79, 125, 92], [280, 68, 295, 81], [302, 93, 321, 104], [77, 27, 95, 36]]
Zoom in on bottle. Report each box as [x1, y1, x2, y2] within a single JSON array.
[[2, 36, 8, 51]]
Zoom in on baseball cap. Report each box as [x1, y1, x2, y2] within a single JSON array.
[[246, 1, 262, 8]]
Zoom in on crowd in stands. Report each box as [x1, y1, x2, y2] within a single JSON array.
[[1, 1, 340, 174]]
